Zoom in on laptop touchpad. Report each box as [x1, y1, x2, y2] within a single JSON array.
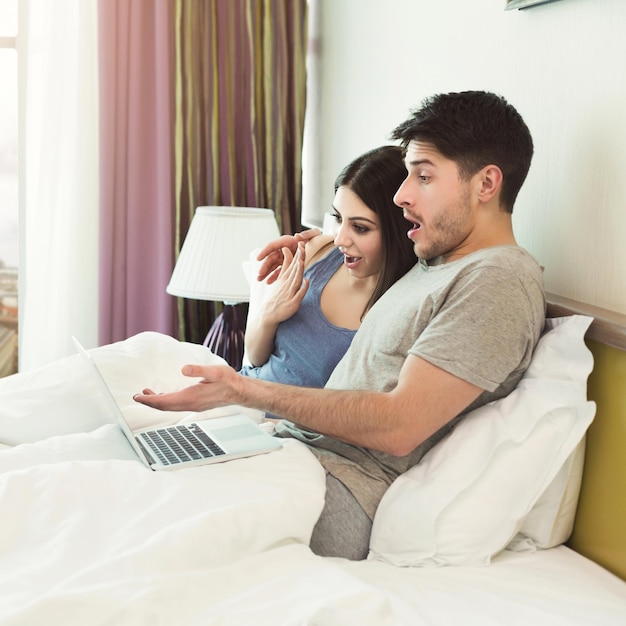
[[212, 424, 264, 441]]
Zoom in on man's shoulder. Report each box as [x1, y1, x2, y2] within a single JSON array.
[[464, 245, 540, 267], [454, 245, 544, 286], [427, 246, 545, 328]]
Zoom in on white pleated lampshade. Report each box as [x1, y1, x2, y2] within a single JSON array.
[[166, 206, 281, 303]]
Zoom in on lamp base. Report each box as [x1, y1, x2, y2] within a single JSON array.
[[203, 304, 247, 371]]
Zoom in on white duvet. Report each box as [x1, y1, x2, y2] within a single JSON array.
[[0, 438, 332, 625], [1, 333, 626, 625], [0, 333, 327, 623]]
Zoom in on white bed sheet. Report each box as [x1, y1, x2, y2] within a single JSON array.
[[1, 332, 626, 625], [3, 508, 625, 626], [347, 547, 626, 625]]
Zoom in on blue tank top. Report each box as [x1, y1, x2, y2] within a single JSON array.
[[239, 246, 356, 389]]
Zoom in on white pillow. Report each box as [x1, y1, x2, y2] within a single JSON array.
[[368, 315, 595, 567], [506, 438, 585, 552], [0, 332, 262, 447]]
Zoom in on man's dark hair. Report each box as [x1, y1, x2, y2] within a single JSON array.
[[390, 91, 533, 213]]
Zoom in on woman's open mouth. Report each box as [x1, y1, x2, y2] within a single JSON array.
[[343, 254, 362, 269]]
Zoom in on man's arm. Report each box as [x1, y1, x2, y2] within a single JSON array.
[[134, 353, 483, 457]]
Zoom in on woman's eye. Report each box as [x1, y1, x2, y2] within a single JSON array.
[[420, 175, 430, 183], [331, 212, 342, 223], [353, 224, 369, 234]]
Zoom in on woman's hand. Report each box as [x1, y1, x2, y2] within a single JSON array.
[[243, 243, 309, 367], [257, 243, 309, 326], [256, 228, 321, 283]]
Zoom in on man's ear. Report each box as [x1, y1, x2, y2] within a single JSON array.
[[476, 165, 503, 204]]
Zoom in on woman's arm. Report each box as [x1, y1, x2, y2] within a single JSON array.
[[245, 234, 335, 367]]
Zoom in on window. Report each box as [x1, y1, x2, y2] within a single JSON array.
[[0, 0, 18, 376]]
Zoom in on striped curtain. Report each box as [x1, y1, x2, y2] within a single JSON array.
[[173, 0, 308, 343], [98, 0, 178, 346]]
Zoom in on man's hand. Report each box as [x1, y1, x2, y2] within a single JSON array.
[[133, 364, 243, 412], [256, 228, 321, 283]]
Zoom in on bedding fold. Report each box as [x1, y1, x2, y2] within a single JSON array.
[[0, 439, 326, 623]]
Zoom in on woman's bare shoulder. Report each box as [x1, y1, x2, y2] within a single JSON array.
[[304, 234, 336, 268]]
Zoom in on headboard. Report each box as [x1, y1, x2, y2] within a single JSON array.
[[546, 293, 626, 582]]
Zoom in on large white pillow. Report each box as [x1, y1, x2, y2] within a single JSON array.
[[368, 315, 595, 567], [506, 438, 585, 552]]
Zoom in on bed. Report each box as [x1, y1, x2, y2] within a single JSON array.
[[0, 295, 625, 625]]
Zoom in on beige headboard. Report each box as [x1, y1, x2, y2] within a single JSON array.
[[546, 293, 626, 582]]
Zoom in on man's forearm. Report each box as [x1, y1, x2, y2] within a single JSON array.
[[237, 376, 404, 455], [134, 357, 483, 458]]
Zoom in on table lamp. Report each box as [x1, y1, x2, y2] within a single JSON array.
[[166, 206, 280, 370]]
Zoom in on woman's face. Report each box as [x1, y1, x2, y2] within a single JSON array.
[[331, 186, 383, 280]]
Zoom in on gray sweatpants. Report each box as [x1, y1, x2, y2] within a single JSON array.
[[309, 472, 372, 561]]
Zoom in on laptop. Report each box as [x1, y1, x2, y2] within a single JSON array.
[[73, 337, 282, 471]]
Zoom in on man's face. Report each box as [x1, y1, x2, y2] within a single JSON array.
[[393, 141, 476, 263]]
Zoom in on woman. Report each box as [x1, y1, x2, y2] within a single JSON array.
[[239, 145, 416, 391], [0, 146, 414, 446]]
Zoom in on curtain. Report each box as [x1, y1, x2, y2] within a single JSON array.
[[19, 0, 100, 371], [300, 0, 322, 228], [98, 0, 177, 345], [174, 0, 308, 343], [21, 0, 308, 357]]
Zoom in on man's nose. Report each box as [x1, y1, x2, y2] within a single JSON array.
[[393, 178, 411, 208]]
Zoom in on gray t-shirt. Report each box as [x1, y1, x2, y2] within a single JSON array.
[[275, 245, 545, 518]]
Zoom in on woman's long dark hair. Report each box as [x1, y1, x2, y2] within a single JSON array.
[[334, 145, 417, 318]]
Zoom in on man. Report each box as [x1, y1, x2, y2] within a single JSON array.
[[135, 91, 546, 560]]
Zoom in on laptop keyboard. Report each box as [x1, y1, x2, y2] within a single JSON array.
[[138, 423, 226, 466]]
